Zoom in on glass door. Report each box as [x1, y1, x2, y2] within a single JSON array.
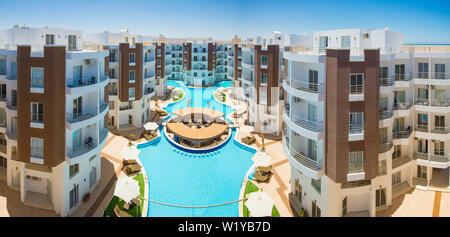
[[319, 36, 328, 52], [435, 64, 445, 79], [73, 65, 82, 86], [394, 90, 405, 108], [434, 89, 446, 106], [68, 35, 77, 51], [417, 88, 428, 105], [376, 188, 386, 207], [308, 139, 317, 161], [435, 115, 445, 132], [392, 171, 401, 185], [73, 97, 82, 119], [418, 63, 429, 79], [72, 129, 82, 150]]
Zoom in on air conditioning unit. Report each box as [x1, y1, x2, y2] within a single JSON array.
[[85, 59, 95, 65]]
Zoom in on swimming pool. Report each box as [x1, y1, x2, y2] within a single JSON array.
[[139, 80, 256, 217]]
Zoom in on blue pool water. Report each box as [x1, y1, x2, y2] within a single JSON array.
[[139, 80, 255, 217]]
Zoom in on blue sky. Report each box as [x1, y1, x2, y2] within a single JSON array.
[[1, 0, 449, 43]]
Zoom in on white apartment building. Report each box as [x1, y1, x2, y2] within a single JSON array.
[[284, 28, 450, 217], [0, 26, 108, 216]]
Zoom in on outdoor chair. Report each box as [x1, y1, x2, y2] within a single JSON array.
[[113, 204, 133, 218], [253, 171, 269, 182], [123, 159, 137, 166], [125, 164, 142, 175], [257, 165, 272, 174]]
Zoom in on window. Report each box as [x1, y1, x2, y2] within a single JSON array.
[[129, 53, 135, 63], [308, 70, 318, 92], [69, 184, 79, 209], [392, 171, 401, 185], [349, 112, 363, 134], [378, 160, 387, 175], [311, 178, 321, 194], [417, 113, 428, 129], [31, 68, 44, 88], [379, 127, 388, 145], [109, 101, 114, 110], [261, 55, 268, 66], [45, 34, 55, 45], [349, 151, 364, 173], [341, 36, 351, 48], [435, 64, 446, 79], [261, 73, 267, 85], [31, 103, 44, 122], [0, 156, 6, 168], [392, 145, 401, 159], [0, 84, 5, 100], [69, 164, 79, 179], [417, 165, 427, 179], [349, 74, 364, 94], [311, 200, 321, 217], [434, 141, 444, 156], [380, 67, 389, 80], [30, 137, 43, 158], [129, 88, 135, 99], [109, 68, 115, 78], [418, 63, 429, 79], [0, 59, 6, 75], [395, 64, 405, 80], [376, 188, 386, 207], [129, 70, 135, 82]]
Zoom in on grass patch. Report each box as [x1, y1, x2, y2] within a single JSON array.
[[173, 91, 184, 102], [242, 181, 280, 217], [103, 173, 145, 217]]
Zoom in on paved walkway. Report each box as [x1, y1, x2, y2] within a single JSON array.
[[377, 188, 450, 217]]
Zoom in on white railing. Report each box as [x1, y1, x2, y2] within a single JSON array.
[[349, 85, 363, 94], [414, 98, 450, 107], [414, 72, 450, 80], [287, 79, 324, 94], [379, 77, 393, 87], [379, 111, 393, 120], [415, 124, 450, 134], [66, 138, 97, 158], [285, 109, 323, 132], [282, 139, 323, 171], [349, 125, 364, 134], [392, 102, 412, 110], [414, 152, 450, 163], [394, 74, 411, 81]]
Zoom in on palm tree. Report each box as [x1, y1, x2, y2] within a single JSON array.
[[128, 134, 135, 146]]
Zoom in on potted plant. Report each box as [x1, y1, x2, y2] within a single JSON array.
[[128, 134, 135, 146]]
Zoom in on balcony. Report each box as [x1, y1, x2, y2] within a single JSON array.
[[341, 180, 371, 189], [394, 74, 411, 81], [379, 78, 394, 87], [378, 142, 393, 153], [414, 152, 450, 163], [392, 156, 412, 170], [379, 110, 393, 120], [392, 102, 412, 111], [66, 138, 97, 160], [415, 124, 450, 134], [282, 140, 323, 172], [66, 76, 108, 95], [393, 128, 412, 139], [144, 88, 154, 95], [414, 72, 450, 80]]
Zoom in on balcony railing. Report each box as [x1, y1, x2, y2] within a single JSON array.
[[393, 128, 412, 139], [144, 88, 154, 95], [414, 152, 450, 163], [414, 72, 450, 80], [66, 111, 96, 124], [349, 125, 364, 134], [379, 110, 394, 120], [349, 85, 363, 95], [379, 78, 393, 87], [392, 102, 412, 110], [282, 139, 323, 171], [67, 76, 97, 88], [66, 138, 97, 159], [285, 110, 323, 132], [394, 74, 411, 81], [286, 79, 324, 94], [341, 180, 371, 189], [414, 98, 450, 107], [31, 114, 44, 123], [415, 124, 450, 134], [378, 142, 393, 153]]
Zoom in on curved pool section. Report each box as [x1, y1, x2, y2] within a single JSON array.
[[139, 80, 255, 217]]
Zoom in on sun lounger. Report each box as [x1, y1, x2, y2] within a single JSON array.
[[241, 136, 255, 145], [143, 134, 155, 141], [132, 198, 141, 207], [257, 165, 272, 173], [125, 163, 142, 175], [253, 171, 269, 182], [113, 204, 133, 218], [123, 159, 137, 166]]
